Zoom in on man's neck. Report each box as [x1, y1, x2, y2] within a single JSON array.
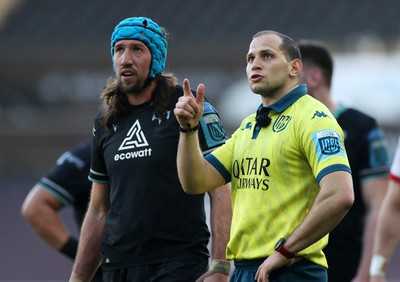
[[261, 83, 299, 107], [127, 80, 157, 105]]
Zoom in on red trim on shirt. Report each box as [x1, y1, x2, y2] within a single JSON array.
[[389, 173, 400, 183]]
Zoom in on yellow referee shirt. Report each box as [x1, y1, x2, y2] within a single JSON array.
[[205, 84, 351, 268]]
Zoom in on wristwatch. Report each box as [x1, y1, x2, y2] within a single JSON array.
[[274, 238, 296, 259]]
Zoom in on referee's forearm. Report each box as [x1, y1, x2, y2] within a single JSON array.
[[177, 131, 209, 194]]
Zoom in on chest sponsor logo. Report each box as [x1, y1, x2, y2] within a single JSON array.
[[233, 157, 271, 191], [118, 120, 149, 150], [114, 120, 152, 161]]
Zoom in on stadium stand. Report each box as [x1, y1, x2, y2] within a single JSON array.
[[0, 0, 398, 174]]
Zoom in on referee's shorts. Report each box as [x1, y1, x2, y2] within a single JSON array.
[[230, 258, 327, 282]]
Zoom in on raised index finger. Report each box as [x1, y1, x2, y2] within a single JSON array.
[[183, 78, 194, 98]]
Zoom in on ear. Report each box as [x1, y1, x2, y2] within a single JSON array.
[[307, 67, 323, 88], [289, 59, 302, 78]]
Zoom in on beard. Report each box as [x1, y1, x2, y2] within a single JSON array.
[[119, 79, 148, 94]]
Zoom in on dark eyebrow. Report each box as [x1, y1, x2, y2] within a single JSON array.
[[260, 48, 275, 55]]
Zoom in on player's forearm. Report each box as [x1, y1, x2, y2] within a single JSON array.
[[24, 204, 70, 250], [353, 178, 388, 280], [353, 207, 380, 280], [72, 255, 101, 280], [71, 211, 105, 281], [209, 184, 232, 260], [21, 185, 71, 251], [373, 181, 400, 259], [369, 199, 400, 279], [196, 184, 231, 280], [374, 205, 400, 259]]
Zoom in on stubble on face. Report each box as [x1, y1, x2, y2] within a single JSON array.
[[118, 78, 147, 95], [253, 82, 285, 99]]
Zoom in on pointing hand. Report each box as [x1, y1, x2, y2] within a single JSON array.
[[174, 78, 205, 130]]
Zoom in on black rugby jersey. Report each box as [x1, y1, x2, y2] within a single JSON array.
[[324, 105, 391, 282], [89, 85, 227, 268], [39, 141, 92, 227]]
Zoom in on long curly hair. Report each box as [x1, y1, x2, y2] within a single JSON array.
[[99, 73, 178, 131]]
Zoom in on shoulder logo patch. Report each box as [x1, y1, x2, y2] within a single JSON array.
[[118, 120, 149, 151], [207, 122, 226, 142], [314, 130, 343, 156], [201, 113, 227, 142]]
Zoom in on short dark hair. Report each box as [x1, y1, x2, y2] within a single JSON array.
[[253, 30, 302, 62], [297, 40, 333, 87]]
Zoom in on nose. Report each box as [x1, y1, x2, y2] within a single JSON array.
[[120, 50, 133, 66], [251, 56, 262, 70]]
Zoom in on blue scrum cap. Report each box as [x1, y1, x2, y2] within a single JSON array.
[[111, 17, 168, 78]]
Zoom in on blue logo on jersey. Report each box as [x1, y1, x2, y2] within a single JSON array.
[[311, 111, 330, 119], [313, 130, 345, 158], [272, 115, 291, 132], [199, 112, 227, 148], [319, 136, 341, 155], [207, 122, 226, 142]]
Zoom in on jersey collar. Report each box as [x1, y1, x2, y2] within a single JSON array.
[[257, 84, 307, 114]]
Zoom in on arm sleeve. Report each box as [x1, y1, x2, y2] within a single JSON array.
[[88, 115, 109, 184], [198, 101, 228, 155], [40, 141, 92, 206]]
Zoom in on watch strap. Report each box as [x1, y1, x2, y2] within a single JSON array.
[[276, 245, 296, 259], [275, 238, 296, 259]]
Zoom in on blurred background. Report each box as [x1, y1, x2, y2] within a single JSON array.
[[0, 0, 399, 280]]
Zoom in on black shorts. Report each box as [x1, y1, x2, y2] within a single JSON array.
[[102, 259, 208, 282]]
